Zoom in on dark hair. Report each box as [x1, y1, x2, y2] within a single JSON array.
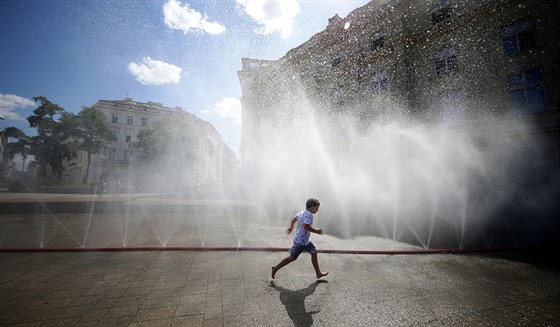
[[306, 198, 320, 209]]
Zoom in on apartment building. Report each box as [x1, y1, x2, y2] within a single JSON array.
[[62, 98, 238, 194], [238, 0, 559, 186]]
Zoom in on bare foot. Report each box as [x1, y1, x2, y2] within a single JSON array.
[[316, 271, 329, 279], [271, 266, 278, 279]]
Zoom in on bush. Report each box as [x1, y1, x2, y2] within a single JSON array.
[[7, 177, 34, 192]]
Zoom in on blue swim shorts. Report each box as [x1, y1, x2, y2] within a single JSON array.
[[288, 241, 317, 259]]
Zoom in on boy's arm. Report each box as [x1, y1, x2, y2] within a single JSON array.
[[286, 217, 297, 234], [303, 224, 323, 235]]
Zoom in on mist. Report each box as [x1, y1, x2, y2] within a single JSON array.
[[244, 92, 559, 250]]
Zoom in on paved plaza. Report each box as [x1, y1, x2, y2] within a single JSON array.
[[1, 250, 560, 326], [0, 193, 559, 326]]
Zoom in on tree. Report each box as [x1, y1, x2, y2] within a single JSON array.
[[129, 126, 163, 163], [26, 96, 77, 183], [1, 127, 31, 180], [129, 118, 200, 191], [27, 96, 65, 132], [3, 127, 30, 159], [130, 119, 199, 165], [68, 106, 117, 183]]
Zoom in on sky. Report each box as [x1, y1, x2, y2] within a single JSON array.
[[0, 0, 370, 154]]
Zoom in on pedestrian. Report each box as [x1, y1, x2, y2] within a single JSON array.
[[97, 179, 106, 197], [272, 198, 329, 279], [115, 179, 122, 197]]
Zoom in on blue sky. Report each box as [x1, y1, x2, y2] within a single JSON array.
[[0, 0, 369, 153]]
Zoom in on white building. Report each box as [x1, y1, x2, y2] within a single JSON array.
[[95, 98, 201, 164], [62, 98, 238, 195]]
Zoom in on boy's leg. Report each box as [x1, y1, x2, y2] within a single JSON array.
[[311, 253, 329, 279], [272, 255, 295, 279]]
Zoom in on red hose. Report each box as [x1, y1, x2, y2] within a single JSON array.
[[0, 246, 513, 254]]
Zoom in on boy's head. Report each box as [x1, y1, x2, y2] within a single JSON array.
[[306, 198, 320, 210]]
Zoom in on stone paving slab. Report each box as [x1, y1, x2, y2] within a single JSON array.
[[1, 249, 559, 326]]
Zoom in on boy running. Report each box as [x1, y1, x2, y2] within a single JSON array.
[[272, 198, 329, 279]]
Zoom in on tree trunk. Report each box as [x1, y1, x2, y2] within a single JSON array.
[[82, 151, 92, 184]]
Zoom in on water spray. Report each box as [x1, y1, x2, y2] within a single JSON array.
[[0, 245, 518, 255]]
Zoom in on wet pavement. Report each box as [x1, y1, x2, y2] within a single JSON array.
[[2, 250, 560, 326], [1, 193, 559, 326]]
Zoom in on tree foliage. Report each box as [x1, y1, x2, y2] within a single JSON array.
[[1, 127, 31, 182], [67, 106, 117, 183], [26, 97, 78, 182], [129, 118, 201, 191], [3, 96, 117, 185], [3, 127, 31, 160], [130, 118, 199, 165]]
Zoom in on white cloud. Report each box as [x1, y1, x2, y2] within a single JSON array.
[[128, 57, 182, 85], [0, 94, 35, 120], [236, 0, 300, 39], [202, 97, 241, 125], [163, 0, 226, 35]]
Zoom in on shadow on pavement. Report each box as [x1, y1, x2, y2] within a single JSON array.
[[270, 280, 328, 327]]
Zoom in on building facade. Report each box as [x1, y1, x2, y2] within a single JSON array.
[[62, 98, 238, 195], [237, 0, 559, 243], [238, 0, 559, 186]]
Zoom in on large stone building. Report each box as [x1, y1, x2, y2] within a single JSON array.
[[238, 0, 558, 184], [62, 98, 238, 195], [238, 0, 559, 244]]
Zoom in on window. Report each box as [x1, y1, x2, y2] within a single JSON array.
[[501, 16, 536, 56], [331, 52, 341, 68], [371, 70, 388, 94], [125, 130, 133, 143], [431, 0, 451, 25], [111, 114, 118, 123], [434, 48, 458, 76], [127, 116, 133, 125], [507, 66, 546, 114], [369, 31, 384, 52], [141, 117, 147, 127]]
